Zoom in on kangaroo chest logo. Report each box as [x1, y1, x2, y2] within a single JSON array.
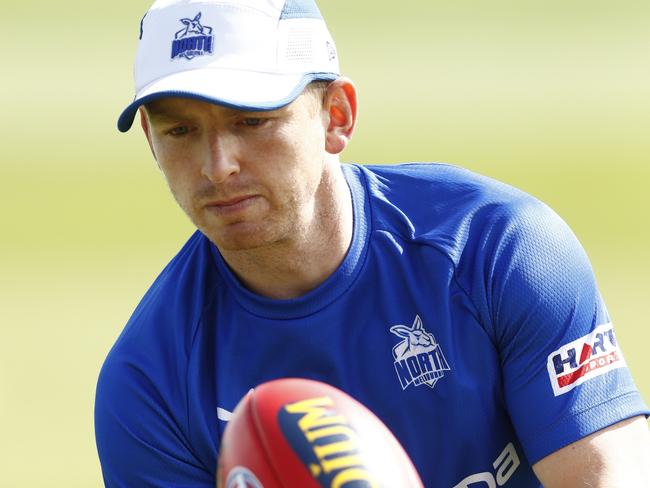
[[171, 12, 214, 60], [390, 315, 450, 390]]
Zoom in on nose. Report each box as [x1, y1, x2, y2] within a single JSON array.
[[201, 131, 240, 184]]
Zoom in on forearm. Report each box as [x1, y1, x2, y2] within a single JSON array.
[[532, 416, 650, 487]]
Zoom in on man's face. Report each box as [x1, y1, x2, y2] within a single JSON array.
[[141, 89, 330, 251]]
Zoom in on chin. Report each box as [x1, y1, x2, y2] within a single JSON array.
[[202, 222, 285, 252]]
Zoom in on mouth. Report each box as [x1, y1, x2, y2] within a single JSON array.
[[204, 195, 259, 216]]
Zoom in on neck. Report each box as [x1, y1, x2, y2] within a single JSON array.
[[219, 162, 353, 300]]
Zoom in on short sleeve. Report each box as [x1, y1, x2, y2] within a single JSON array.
[[471, 197, 649, 464], [95, 349, 214, 487]]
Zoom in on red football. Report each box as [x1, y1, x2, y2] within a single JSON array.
[[217, 378, 424, 488]]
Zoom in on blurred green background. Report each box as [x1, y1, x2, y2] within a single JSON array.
[[1, 0, 648, 486]]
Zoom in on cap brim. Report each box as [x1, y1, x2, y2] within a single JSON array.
[[117, 69, 338, 132]]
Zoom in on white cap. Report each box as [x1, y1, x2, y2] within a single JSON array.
[[117, 0, 340, 132]]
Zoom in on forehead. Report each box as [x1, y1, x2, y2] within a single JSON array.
[[143, 91, 317, 121], [144, 97, 267, 119]]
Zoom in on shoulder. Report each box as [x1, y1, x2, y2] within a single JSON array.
[[349, 162, 556, 263], [98, 230, 219, 393], [355, 161, 519, 198], [95, 231, 220, 484]]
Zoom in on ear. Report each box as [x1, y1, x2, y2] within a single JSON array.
[[139, 107, 157, 160], [390, 325, 412, 338], [324, 77, 358, 155], [412, 315, 423, 330]]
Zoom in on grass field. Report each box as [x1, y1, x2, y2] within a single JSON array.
[[1, 1, 648, 486]]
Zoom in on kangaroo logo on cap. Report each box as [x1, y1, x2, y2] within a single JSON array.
[[171, 12, 214, 61]]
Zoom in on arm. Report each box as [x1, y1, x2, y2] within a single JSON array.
[[95, 349, 214, 487], [533, 416, 650, 487], [466, 195, 650, 475]]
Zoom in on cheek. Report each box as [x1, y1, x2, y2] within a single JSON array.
[[295, 131, 327, 193], [154, 151, 201, 213], [159, 167, 195, 219], [265, 146, 323, 208], [275, 118, 326, 181]]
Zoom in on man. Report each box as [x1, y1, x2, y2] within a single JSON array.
[[95, 0, 650, 486]]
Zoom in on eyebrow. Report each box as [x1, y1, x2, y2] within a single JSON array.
[[143, 104, 183, 121], [143, 101, 291, 124]]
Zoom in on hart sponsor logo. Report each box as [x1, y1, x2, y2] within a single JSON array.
[[278, 396, 380, 488], [171, 12, 214, 60], [390, 315, 450, 390], [547, 322, 625, 396], [453, 442, 520, 488]]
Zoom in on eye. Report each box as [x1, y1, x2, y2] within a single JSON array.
[[167, 125, 193, 136], [240, 117, 266, 127]]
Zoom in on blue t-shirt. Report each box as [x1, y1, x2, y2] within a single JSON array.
[[95, 163, 649, 487]]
